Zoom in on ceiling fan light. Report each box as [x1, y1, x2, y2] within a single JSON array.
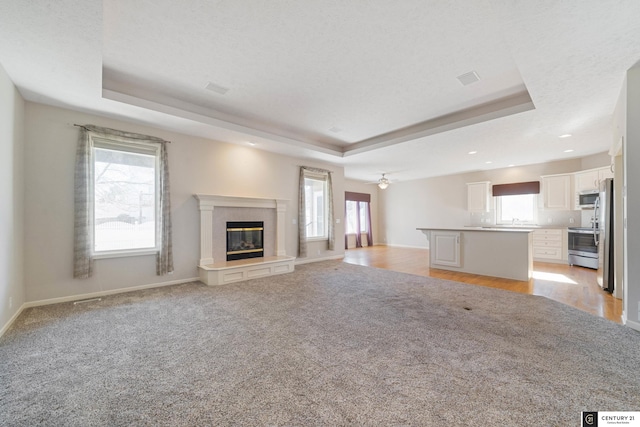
[[378, 174, 390, 189]]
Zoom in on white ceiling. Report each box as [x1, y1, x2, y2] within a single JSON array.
[[2, 1, 640, 183]]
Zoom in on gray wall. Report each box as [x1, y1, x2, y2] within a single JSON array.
[[0, 64, 25, 332], [22, 102, 344, 303]]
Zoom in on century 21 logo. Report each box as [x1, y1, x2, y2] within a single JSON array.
[[584, 412, 596, 426]]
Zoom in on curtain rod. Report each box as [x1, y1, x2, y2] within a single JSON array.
[[73, 124, 171, 143]]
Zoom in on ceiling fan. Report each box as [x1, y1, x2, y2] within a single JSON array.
[[365, 173, 392, 189], [377, 173, 390, 189]]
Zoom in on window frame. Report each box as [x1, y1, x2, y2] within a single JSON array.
[[90, 135, 162, 259], [303, 173, 329, 241], [495, 193, 539, 225]]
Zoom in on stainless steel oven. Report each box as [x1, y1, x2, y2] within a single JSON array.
[[568, 227, 598, 269]]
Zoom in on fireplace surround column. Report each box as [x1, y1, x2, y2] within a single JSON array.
[[276, 200, 286, 257], [198, 201, 215, 265]]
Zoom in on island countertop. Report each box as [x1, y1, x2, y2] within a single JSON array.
[[417, 226, 534, 233]]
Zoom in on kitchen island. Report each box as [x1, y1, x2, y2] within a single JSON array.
[[417, 227, 533, 281]]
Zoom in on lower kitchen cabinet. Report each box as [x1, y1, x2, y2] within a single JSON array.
[[532, 228, 567, 263], [430, 231, 461, 267]]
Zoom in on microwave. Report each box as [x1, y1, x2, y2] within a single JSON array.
[[578, 191, 599, 208]]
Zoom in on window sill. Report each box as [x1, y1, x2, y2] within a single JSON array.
[[305, 237, 328, 242], [93, 249, 158, 260]]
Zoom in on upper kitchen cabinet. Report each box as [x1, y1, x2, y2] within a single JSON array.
[[575, 166, 613, 193], [541, 174, 572, 210], [467, 181, 491, 212], [574, 169, 600, 193], [598, 165, 614, 181]]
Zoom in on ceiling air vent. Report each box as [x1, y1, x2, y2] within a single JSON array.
[[456, 71, 480, 86], [205, 81, 229, 95]]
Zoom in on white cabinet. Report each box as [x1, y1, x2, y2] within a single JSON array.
[[430, 231, 461, 267], [575, 169, 601, 193], [541, 174, 572, 210], [467, 181, 491, 212], [575, 167, 613, 193], [598, 166, 614, 181], [574, 166, 614, 208], [532, 229, 563, 261]]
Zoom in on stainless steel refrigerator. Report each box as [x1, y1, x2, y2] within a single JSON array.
[[596, 178, 614, 292]]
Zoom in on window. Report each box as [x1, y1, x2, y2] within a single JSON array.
[[92, 138, 160, 255], [496, 194, 538, 225], [303, 175, 328, 239], [346, 201, 368, 234]]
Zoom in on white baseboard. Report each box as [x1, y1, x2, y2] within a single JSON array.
[[295, 254, 344, 265], [384, 243, 429, 249], [24, 277, 201, 309], [0, 277, 200, 339], [625, 318, 640, 332], [0, 303, 27, 338]]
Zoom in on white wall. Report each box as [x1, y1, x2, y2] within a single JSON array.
[[344, 179, 380, 245], [379, 157, 610, 249], [380, 174, 469, 248], [623, 65, 640, 330], [23, 102, 344, 302], [0, 63, 25, 333]]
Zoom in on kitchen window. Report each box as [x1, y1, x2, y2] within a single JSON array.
[[496, 194, 538, 225]]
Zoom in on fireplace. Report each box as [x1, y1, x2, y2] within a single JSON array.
[[226, 221, 264, 261]]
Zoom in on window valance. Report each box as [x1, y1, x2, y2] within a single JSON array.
[[345, 191, 371, 203], [492, 181, 540, 197]]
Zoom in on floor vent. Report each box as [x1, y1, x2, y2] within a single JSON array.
[[73, 297, 102, 305]]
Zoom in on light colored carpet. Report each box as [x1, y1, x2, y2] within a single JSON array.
[[1, 261, 639, 426]]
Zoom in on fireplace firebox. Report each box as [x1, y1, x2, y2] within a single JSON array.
[[226, 221, 264, 261]]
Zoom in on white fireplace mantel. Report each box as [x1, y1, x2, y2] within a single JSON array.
[[193, 194, 294, 286]]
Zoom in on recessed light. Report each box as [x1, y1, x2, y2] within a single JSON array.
[[247, 141, 256, 146], [485, 161, 493, 164], [508, 164, 515, 167], [468, 151, 478, 155], [559, 134, 572, 138], [564, 149, 574, 153]]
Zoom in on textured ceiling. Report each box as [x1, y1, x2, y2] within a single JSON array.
[[1, 0, 640, 183]]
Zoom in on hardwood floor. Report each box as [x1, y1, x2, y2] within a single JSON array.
[[343, 245, 623, 324]]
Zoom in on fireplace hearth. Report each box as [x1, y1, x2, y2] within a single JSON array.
[[226, 221, 264, 261]]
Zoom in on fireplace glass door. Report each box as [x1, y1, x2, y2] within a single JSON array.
[[226, 221, 264, 261]]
